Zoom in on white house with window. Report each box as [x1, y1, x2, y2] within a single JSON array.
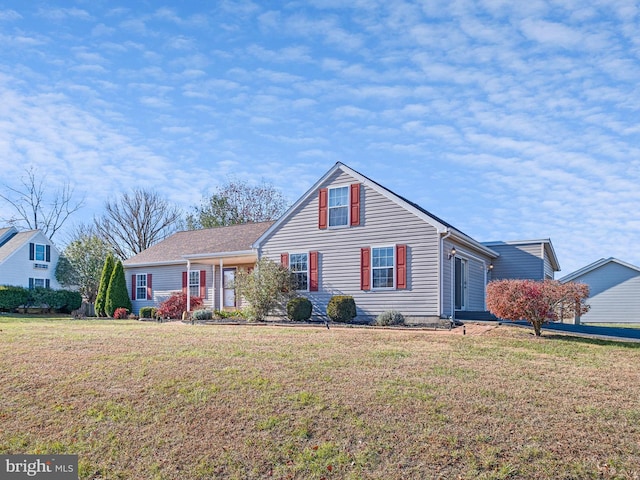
[[0, 227, 61, 290], [124, 162, 558, 322]]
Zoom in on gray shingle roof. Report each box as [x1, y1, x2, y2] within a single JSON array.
[[123, 221, 275, 266], [0, 229, 38, 264]]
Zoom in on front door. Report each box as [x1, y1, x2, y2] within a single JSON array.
[[454, 257, 468, 310], [223, 268, 236, 308]]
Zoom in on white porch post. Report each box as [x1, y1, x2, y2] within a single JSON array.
[[219, 258, 224, 311], [186, 260, 191, 312]]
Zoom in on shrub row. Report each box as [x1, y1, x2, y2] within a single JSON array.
[[0, 285, 82, 313]]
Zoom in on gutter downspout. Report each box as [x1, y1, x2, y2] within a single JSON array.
[[441, 229, 452, 319], [186, 259, 191, 313]]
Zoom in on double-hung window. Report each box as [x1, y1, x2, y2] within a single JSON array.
[[34, 278, 46, 288], [136, 274, 147, 301], [189, 271, 200, 298], [328, 186, 349, 227], [372, 246, 395, 289], [289, 253, 308, 291]]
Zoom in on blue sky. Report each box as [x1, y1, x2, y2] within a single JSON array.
[[1, 1, 639, 274]]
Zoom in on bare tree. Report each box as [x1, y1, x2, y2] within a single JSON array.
[[94, 189, 182, 260], [0, 167, 84, 239], [186, 179, 288, 229]]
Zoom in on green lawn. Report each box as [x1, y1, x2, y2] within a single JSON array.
[[1, 316, 639, 479]]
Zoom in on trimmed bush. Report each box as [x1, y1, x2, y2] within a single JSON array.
[[139, 307, 158, 319], [375, 310, 405, 326], [157, 292, 203, 319], [287, 297, 313, 322], [105, 260, 132, 317], [327, 295, 356, 323], [0, 286, 29, 312], [192, 309, 213, 321], [95, 253, 115, 317], [113, 307, 129, 319]]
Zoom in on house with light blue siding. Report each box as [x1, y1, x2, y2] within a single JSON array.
[[124, 162, 560, 322], [560, 257, 640, 324], [482, 239, 560, 281], [0, 226, 61, 290]]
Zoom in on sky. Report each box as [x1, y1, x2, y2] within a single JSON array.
[[0, 0, 639, 275]]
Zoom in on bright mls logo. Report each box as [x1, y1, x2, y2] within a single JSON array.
[[0, 455, 78, 479]]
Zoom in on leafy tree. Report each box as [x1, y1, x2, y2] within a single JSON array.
[[94, 189, 182, 260], [486, 279, 590, 337], [95, 253, 115, 317], [234, 258, 295, 321], [0, 167, 84, 239], [105, 259, 132, 317], [187, 179, 288, 229], [55, 226, 112, 303]]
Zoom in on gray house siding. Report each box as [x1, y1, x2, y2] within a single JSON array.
[[259, 169, 442, 321], [489, 243, 544, 280], [568, 262, 640, 324], [441, 238, 492, 317], [126, 263, 214, 314]]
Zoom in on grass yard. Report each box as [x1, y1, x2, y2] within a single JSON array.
[[1, 317, 639, 479]]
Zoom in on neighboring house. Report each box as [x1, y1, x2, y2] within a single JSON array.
[[124, 162, 559, 322], [123, 222, 274, 314], [0, 226, 61, 289], [482, 239, 560, 281], [560, 257, 640, 324]]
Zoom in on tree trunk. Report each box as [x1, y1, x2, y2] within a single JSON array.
[[532, 320, 543, 337]]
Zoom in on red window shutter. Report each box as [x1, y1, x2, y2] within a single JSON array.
[[200, 270, 206, 298], [350, 183, 361, 226], [361, 247, 371, 290], [281, 253, 289, 268], [318, 188, 328, 229], [396, 244, 407, 289], [182, 271, 187, 293], [147, 274, 152, 300], [309, 251, 319, 291], [131, 274, 136, 300]]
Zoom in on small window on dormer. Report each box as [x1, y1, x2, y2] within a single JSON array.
[[35, 244, 46, 261], [328, 186, 349, 227]]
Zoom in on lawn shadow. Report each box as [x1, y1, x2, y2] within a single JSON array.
[[545, 333, 640, 349]]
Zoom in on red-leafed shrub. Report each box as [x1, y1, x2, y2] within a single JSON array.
[[113, 307, 129, 319], [157, 292, 203, 319], [487, 279, 590, 337]]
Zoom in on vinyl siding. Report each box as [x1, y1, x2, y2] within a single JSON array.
[[442, 238, 491, 317], [543, 248, 555, 279], [0, 231, 60, 289], [572, 262, 640, 323], [260, 169, 442, 319], [490, 243, 544, 280], [126, 261, 253, 314]]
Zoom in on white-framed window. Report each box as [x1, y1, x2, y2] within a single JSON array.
[[34, 278, 46, 288], [189, 270, 200, 298], [328, 186, 349, 227], [372, 246, 395, 289], [35, 244, 46, 261], [289, 253, 308, 291], [136, 274, 147, 301]]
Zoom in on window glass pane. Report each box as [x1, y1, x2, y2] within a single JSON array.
[[189, 271, 200, 298], [289, 253, 308, 290], [372, 247, 395, 288], [328, 187, 349, 227], [373, 268, 394, 288], [35, 244, 45, 261], [136, 275, 147, 300], [34, 278, 45, 288]]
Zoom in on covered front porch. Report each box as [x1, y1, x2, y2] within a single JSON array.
[[183, 250, 256, 312]]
